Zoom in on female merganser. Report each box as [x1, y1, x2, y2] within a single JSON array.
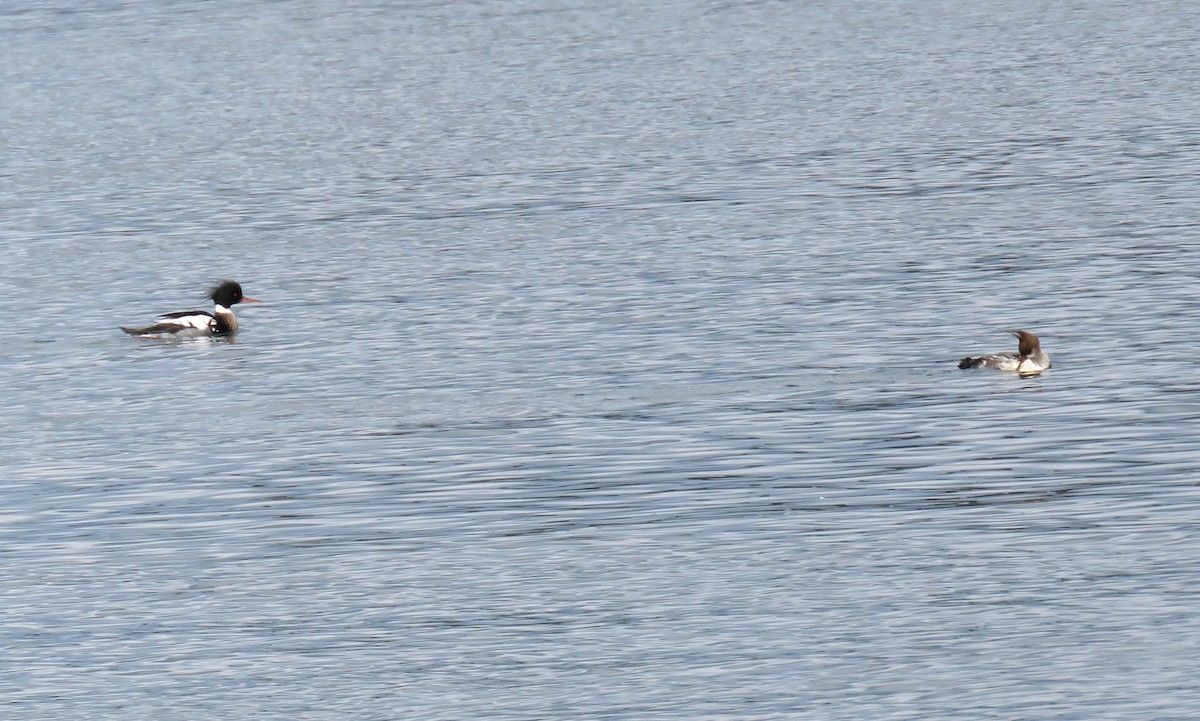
[[958, 329, 1050, 376], [120, 280, 261, 338]]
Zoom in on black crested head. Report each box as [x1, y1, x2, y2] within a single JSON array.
[[209, 280, 246, 307]]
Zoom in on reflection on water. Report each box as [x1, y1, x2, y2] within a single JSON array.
[[4, 0, 1200, 718]]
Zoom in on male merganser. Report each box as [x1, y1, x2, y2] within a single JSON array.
[[958, 329, 1050, 376], [120, 280, 261, 338]]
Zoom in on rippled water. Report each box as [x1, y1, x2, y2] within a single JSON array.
[[4, 0, 1200, 718]]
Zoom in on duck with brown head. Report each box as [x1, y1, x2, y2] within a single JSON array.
[[958, 329, 1050, 376]]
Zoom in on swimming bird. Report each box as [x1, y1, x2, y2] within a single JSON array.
[[958, 329, 1050, 376], [120, 280, 261, 338]]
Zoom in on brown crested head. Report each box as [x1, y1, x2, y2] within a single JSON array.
[[1008, 329, 1040, 357]]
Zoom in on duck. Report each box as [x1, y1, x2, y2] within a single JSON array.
[[958, 329, 1050, 376], [120, 280, 261, 338]]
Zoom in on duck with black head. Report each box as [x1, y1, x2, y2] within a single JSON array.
[[958, 329, 1050, 376], [120, 281, 262, 338]]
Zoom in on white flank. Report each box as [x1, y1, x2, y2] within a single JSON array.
[[157, 313, 214, 330]]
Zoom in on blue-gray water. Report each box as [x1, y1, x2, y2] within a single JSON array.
[[4, 1, 1200, 718]]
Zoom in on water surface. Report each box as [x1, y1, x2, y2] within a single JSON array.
[[3, 0, 1200, 718]]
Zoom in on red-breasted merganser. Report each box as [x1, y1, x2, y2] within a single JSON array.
[[958, 329, 1050, 376], [120, 281, 261, 338]]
